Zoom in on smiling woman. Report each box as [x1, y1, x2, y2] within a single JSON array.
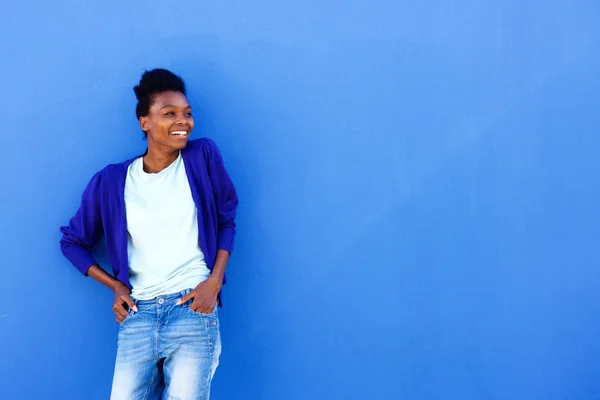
[[59, 69, 238, 400]]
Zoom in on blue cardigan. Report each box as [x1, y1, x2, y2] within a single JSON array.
[[60, 138, 238, 289]]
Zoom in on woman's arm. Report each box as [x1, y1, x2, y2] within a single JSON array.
[[204, 138, 238, 254], [178, 139, 238, 312], [60, 170, 136, 322], [59, 171, 104, 275], [88, 265, 137, 323]]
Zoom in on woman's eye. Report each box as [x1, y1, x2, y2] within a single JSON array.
[[185, 112, 193, 117], [165, 111, 175, 116]]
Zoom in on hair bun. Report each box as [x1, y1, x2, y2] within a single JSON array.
[[133, 84, 144, 100], [133, 69, 186, 101], [133, 68, 187, 119]]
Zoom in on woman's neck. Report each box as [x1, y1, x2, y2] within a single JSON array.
[[142, 146, 179, 173]]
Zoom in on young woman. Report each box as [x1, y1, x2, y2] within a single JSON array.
[[60, 68, 238, 399]]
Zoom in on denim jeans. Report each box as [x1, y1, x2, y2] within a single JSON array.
[[110, 289, 221, 400]]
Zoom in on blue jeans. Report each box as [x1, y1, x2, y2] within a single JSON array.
[[110, 289, 221, 400]]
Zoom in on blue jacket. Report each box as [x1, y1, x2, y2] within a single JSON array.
[[60, 138, 238, 289]]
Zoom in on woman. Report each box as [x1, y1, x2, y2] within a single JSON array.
[[60, 68, 238, 399]]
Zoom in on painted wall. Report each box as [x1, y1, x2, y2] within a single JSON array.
[[1, 1, 599, 399]]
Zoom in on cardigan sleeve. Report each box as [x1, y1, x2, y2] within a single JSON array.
[[202, 139, 239, 254], [59, 170, 104, 275]]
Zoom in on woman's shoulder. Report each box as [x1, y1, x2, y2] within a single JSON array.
[[87, 158, 134, 188], [185, 137, 218, 152], [184, 137, 223, 162], [101, 159, 134, 177]]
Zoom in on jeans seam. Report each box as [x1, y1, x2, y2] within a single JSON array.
[[154, 313, 160, 362], [162, 363, 182, 400], [144, 308, 160, 400], [211, 322, 221, 381], [202, 318, 214, 393], [141, 362, 159, 400]]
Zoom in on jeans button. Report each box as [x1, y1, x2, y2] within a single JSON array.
[[158, 298, 164, 304]]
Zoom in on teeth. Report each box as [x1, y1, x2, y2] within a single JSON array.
[[171, 131, 187, 136]]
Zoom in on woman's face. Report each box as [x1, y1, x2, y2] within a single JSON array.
[[139, 91, 194, 151]]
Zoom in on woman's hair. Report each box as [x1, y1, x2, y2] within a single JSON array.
[[133, 68, 187, 119]]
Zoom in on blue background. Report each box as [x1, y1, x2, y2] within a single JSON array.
[[1, 1, 599, 399]]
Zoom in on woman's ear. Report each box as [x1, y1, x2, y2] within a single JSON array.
[[139, 116, 149, 132]]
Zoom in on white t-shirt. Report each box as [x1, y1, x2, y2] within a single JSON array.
[[124, 152, 211, 300]]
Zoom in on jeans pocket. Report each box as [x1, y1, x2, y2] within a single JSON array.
[[187, 304, 218, 318], [119, 308, 136, 327]]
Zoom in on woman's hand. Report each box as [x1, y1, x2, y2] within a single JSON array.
[[177, 277, 222, 314], [112, 282, 137, 323], [86, 265, 138, 323]]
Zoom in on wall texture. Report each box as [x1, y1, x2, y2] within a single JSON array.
[[1, 1, 599, 399]]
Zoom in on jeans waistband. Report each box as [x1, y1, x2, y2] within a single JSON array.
[[133, 288, 193, 309]]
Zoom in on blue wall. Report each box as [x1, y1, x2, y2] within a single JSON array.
[[1, 1, 599, 399]]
